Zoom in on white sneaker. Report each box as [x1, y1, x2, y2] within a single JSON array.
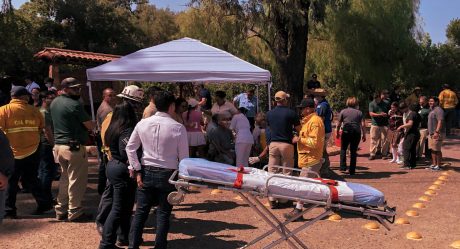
[[431, 166, 441, 171], [426, 165, 436, 170], [389, 159, 396, 163], [396, 160, 403, 165]]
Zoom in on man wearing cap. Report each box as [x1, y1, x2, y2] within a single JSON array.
[[438, 84, 458, 136], [0, 86, 51, 218], [405, 87, 422, 106], [307, 74, 321, 90], [50, 77, 95, 221], [313, 88, 333, 177], [285, 98, 325, 220], [266, 91, 301, 208]]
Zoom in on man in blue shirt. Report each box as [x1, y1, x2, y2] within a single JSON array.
[[233, 89, 258, 130], [313, 88, 333, 177], [266, 91, 301, 208]]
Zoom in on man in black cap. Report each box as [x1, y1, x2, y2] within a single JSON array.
[[0, 86, 51, 218], [50, 77, 95, 221], [285, 98, 325, 221]]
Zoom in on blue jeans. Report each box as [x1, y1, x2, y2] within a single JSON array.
[[99, 160, 136, 248], [129, 168, 175, 249], [38, 143, 57, 204]]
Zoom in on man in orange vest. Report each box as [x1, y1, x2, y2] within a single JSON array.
[[0, 86, 52, 218]]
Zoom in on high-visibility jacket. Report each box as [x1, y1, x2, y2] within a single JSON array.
[[297, 113, 325, 168], [100, 112, 113, 160], [0, 99, 44, 159]]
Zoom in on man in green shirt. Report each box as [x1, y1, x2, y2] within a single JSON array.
[[417, 96, 430, 159], [368, 91, 390, 160], [50, 77, 95, 221]]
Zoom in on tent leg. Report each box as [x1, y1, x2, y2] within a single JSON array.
[[268, 82, 272, 110], [256, 84, 259, 113], [87, 81, 96, 123]]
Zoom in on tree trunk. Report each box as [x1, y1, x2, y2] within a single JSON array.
[[271, 1, 310, 106]]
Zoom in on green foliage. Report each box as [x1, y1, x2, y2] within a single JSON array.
[[446, 18, 460, 47], [0, 0, 177, 78]]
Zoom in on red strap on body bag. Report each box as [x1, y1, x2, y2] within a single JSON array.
[[314, 178, 339, 203], [228, 165, 249, 189]]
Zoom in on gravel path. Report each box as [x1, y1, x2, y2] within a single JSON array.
[[1, 134, 459, 249]]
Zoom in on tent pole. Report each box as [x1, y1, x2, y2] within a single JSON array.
[[87, 81, 96, 123], [256, 84, 259, 113], [267, 81, 272, 110]]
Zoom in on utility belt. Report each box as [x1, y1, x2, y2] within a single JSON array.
[[142, 165, 175, 172], [56, 139, 82, 151]]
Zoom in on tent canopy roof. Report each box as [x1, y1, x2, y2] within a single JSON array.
[[86, 37, 271, 83]]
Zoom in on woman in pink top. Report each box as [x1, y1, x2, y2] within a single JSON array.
[[183, 98, 206, 158]]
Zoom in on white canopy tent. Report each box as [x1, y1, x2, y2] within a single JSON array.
[[86, 37, 272, 121]]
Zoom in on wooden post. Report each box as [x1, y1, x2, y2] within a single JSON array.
[[49, 63, 60, 86]]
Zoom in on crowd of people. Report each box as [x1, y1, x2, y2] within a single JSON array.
[[0, 74, 459, 248]]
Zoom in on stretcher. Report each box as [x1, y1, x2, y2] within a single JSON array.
[[168, 158, 396, 249]]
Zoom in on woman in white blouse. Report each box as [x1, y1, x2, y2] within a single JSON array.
[[230, 107, 254, 167]]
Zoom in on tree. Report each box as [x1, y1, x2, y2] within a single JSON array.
[[446, 18, 460, 47], [306, 0, 420, 109], [189, 0, 336, 104]]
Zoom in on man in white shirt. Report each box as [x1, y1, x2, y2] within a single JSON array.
[[126, 91, 189, 249], [25, 76, 41, 93]]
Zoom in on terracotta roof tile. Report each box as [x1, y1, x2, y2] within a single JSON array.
[[34, 47, 120, 62]]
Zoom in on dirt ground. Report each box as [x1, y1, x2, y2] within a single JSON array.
[[1, 133, 459, 249]]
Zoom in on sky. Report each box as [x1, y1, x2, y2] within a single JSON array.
[[11, 0, 460, 44]]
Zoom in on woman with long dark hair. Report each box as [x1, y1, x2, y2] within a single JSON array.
[[99, 101, 139, 249]]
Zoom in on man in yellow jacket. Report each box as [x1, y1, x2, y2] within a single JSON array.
[[0, 86, 51, 218], [439, 84, 458, 136], [284, 98, 325, 221]]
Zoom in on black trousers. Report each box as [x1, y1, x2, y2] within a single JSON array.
[[403, 133, 420, 168], [96, 133, 107, 195], [6, 149, 50, 213], [340, 132, 361, 174]]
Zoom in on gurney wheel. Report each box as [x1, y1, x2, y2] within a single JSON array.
[[168, 191, 184, 205]]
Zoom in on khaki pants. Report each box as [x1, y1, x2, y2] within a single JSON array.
[[300, 161, 322, 178], [320, 133, 331, 176], [268, 142, 294, 202], [370, 125, 389, 156], [296, 161, 322, 209], [417, 129, 428, 158], [54, 145, 88, 219], [268, 142, 294, 175]]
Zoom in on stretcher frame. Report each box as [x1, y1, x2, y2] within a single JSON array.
[[168, 165, 396, 249]]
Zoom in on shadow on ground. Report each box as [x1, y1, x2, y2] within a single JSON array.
[[174, 200, 248, 213], [142, 217, 255, 248]]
